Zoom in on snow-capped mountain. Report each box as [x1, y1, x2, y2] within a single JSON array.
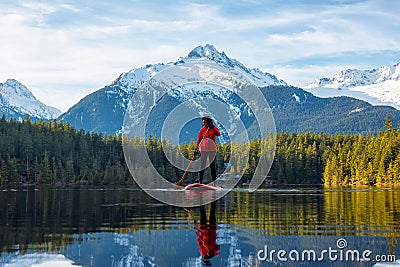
[[305, 63, 400, 110], [60, 44, 400, 136], [60, 44, 287, 136], [0, 79, 62, 120], [183, 44, 287, 87], [109, 44, 286, 95]]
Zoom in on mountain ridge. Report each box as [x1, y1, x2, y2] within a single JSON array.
[[0, 79, 62, 121], [305, 62, 400, 110], [2, 44, 399, 136], [59, 44, 288, 136], [60, 44, 400, 137]]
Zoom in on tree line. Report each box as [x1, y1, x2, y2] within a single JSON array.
[[0, 114, 399, 186], [0, 115, 129, 185], [322, 116, 400, 185]]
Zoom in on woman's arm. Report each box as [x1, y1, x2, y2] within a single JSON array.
[[213, 126, 220, 136]]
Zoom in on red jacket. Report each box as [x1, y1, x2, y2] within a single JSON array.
[[196, 224, 220, 258], [196, 126, 220, 152]]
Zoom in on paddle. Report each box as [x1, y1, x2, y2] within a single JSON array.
[[175, 127, 209, 188], [175, 148, 199, 187]]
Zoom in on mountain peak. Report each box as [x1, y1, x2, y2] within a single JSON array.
[[187, 44, 225, 59], [0, 79, 62, 120], [186, 44, 235, 67], [112, 44, 287, 97], [304, 62, 400, 109], [2, 79, 37, 101], [307, 62, 400, 89], [184, 44, 287, 87]]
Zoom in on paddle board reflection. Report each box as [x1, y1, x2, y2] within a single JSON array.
[[196, 201, 220, 265]]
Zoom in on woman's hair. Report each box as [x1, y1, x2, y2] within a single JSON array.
[[202, 116, 214, 128]]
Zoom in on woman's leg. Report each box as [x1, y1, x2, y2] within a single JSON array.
[[198, 152, 208, 183], [209, 151, 217, 182], [198, 151, 217, 183]]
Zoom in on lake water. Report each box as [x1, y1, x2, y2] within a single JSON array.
[[0, 186, 399, 267]]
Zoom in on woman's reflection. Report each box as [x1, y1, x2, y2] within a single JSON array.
[[196, 201, 220, 265]]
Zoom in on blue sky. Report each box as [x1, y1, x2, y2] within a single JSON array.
[[0, 0, 399, 111]]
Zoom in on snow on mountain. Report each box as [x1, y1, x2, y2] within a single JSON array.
[[60, 44, 400, 136], [304, 63, 400, 110], [118, 44, 289, 142], [181, 44, 287, 88], [109, 44, 287, 96], [60, 44, 288, 136], [111, 63, 170, 95], [0, 79, 62, 120]]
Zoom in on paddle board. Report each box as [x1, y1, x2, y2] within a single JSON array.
[[184, 183, 222, 190]]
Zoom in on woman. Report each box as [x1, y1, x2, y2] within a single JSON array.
[[196, 116, 220, 184]]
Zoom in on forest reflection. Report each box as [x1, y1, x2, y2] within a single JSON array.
[[0, 186, 399, 256]]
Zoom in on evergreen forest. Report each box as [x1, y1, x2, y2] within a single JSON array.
[[0, 114, 399, 186]]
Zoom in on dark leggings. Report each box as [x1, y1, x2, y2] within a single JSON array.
[[200, 201, 217, 225], [198, 151, 217, 183]]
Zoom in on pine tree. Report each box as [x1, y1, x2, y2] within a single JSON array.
[[0, 158, 3, 186], [65, 158, 75, 183], [323, 157, 333, 185], [384, 114, 394, 131], [393, 154, 400, 183]]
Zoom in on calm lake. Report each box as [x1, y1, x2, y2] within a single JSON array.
[[0, 186, 399, 267]]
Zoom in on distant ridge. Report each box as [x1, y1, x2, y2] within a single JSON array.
[[305, 62, 400, 110], [0, 79, 61, 121]]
